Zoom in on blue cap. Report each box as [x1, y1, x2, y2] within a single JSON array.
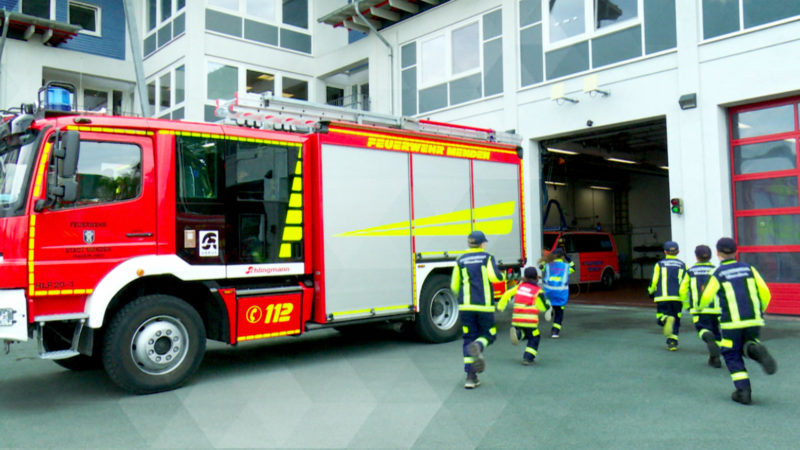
[[695, 245, 711, 259], [716, 237, 737, 253], [551, 247, 565, 257], [468, 230, 488, 245], [663, 241, 679, 252], [523, 267, 540, 280]]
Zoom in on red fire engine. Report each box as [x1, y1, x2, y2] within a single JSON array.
[[0, 90, 524, 394]]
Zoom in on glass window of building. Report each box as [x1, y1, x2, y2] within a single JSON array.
[[703, 0, 800, 40], [596, 0, 637, 29], [69, 1, 100, 35], [451, 22, 480, 75], [420, 35, 447, 86], [208, 0, 239, 11], [160, 73, 171, 112], [282, 77, 308, 100], [21, 0, 53, 19], [728, 97, 800, 295], [282, 0, 308, 29], [549, 0, 585, 43], [83, 89, 108, 112], [247, 70, 275, 94], [247, 0, 276, 22], [207, 62, 238, 100], [175, 65, 185, 104]]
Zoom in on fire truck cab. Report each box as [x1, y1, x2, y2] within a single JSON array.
[[0, 93, 524, 394]]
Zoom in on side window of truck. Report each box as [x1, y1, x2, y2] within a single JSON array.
[[177, 136, 221, 200], [53, 141, 142, 209]]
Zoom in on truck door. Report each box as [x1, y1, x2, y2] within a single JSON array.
[[31, 132, 156, 310]]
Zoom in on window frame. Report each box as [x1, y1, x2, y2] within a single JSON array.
[[144, 0, 186, 40], [543, 0, 643, 51], [68, 0, 102, 37], [418, 19, 483, 90], [699, 0, 800, 43], [20, 0, 55, 20], [147, 63, 187, 119], [205, 0, 309, 31]]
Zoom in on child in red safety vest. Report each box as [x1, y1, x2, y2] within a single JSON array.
[[498, 267, 551, 365]]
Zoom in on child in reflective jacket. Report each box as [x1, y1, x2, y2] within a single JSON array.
[[498, 267, 551, 365]]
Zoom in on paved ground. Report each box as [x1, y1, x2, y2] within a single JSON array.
[[1, 303, 798, 449]]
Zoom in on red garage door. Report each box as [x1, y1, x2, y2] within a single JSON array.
[[730, 98, 800, 315]]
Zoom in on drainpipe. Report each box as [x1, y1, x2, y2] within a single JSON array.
[[123, 0, 151, 117], [354, 1, 394, 115], [0, 13, 10, 107]]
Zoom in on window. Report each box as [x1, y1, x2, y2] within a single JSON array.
[[207, 0, 307, 28], [68, 1, 101, 36], [282, 77, 307, 100], [207, 62, 238, 100], [703, 0, 800, 40], [148, 64, 186, 119], [177, 136, 220, 201], [729, 97, 800, 301], [21, 0, 53, 19], [54, 141, 142, 209], [546, 0, 640, 47], [452, 23, 480, 75], [247, 70, 275, 95], [83, 89, 108, 112], [144, 0, 186, 55]]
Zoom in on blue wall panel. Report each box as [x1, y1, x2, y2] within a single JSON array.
[[60, 0, 126, 60]]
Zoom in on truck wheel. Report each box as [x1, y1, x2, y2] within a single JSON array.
[[601, 268, 616, 290], [42, 323, 102, 371], [415, 274, 461, 343], [102, 295, 206, 394]]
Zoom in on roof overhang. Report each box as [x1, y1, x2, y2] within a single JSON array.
[[0, 10, 81, 46], [318, 0, 450, 33]]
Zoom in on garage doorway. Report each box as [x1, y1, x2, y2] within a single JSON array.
[[539, 118, 669, 306]]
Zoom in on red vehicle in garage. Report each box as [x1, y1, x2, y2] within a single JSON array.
[[543, 230, 620, 289]]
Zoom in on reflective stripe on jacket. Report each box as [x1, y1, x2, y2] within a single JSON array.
[[698, 259, 771, 329], [451, 248, 505, 312], [679, 262, 719, 314], [648, 255, 686, 302], [498, 282, 548, 328]]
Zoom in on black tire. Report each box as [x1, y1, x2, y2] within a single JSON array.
[[415, 274, 461, 343], [102, 295, 206, 395], [42, 323, 102, 371], [601, 268, 616, 290]]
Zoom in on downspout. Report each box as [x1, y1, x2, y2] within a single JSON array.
[[122, 0, 151, 117], [354, 1, 394, 115], [0, 13, 10, 107]]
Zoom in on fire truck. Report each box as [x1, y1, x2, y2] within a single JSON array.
[[0, 89, 525, 394]]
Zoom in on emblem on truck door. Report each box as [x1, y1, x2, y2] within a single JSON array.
[[83, 230, 95, 244], [199, 230, 219, 257]]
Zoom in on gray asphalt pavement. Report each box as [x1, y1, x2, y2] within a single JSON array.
[[1, 304, 798, 449]]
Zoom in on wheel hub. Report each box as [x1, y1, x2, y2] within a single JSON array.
[[131, 316, 188, 375], [430, 288, 458, 331]]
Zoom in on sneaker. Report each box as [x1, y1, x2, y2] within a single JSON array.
[[708, 355, 722, 368], [662, 316, 675, 337], [522, 358, 535, 366], [731, 388, 752, 405], [510, 327, 520, 346], [464, 373, 480, 389], [667, 342, 678, 351], [467, 341, 486, 373], [551, 330, 560, 339], [745, 342, 777, 375], [701, 331, 721, 358]]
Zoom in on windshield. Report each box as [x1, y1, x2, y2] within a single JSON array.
[[0, 129, 40, 218]]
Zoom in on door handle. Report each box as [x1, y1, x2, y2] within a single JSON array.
[[126, 232, 154, 238]]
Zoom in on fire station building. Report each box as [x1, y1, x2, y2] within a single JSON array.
[[1, 0, 799, 313]]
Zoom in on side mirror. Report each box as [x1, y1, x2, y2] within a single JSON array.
[[56, 130, 80, 178]]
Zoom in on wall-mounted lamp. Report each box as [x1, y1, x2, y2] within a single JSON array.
[[679, 93, 697, 110], [551, 83, 579, 105]]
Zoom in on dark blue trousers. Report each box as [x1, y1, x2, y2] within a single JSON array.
[[552, 306, 565, 332], [518, 327, 541, 362], [656, 301, 682, 345], [721, 327, 761, 390], [694, 314, 721, 341], [461, 311, 496, 373]]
